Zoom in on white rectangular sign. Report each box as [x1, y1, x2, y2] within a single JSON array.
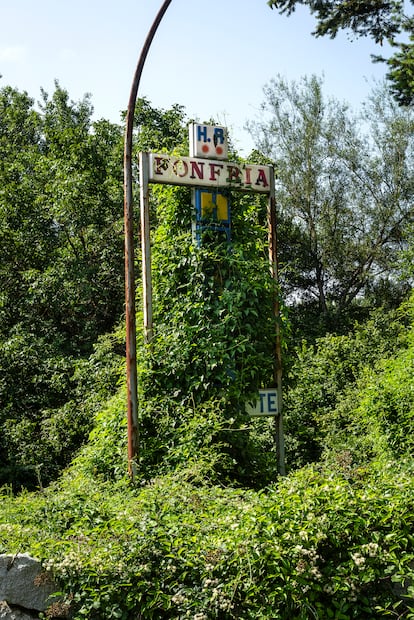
[[148, 153, 272, 193], [246, 389, 278, 416], [189, 123, 228, 160]]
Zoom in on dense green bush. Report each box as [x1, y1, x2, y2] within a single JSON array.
[[283, 304, 410, 469], [131, 179, 284, 486], [321, 299, 414, 467], [0, 332, 124, 489], [1, 458, 413, 619], [70, 387, 279, 489], [141, 184, 279, 407]]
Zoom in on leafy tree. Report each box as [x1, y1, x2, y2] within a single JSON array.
[[266, 0, 414, 105], [32, 84, 125, 351], [0, 83, 125, 349], [0, 83, 126, 487], [248, 75, 414, 335], [132, 96, 187, 152], [0, 86, 56, 331], [267, 0, 403, 42]]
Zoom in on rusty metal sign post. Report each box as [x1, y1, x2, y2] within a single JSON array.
[[268, 167, 286, 476], [123, 0, 172, 481]]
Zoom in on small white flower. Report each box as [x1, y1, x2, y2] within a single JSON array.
[[171, 592, 187, 605], [310, 566, 322, 580], [362, 542, 379, 557], [351, 552, 366, 568]]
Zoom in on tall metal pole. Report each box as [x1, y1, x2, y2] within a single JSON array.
[[268, 167, 286, 476], [139, 152, 153, 344], [124, 0, 173, 480]]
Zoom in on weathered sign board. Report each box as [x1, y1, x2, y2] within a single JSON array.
[[189, 123, 228, 160], [246, 389, 278, 417], [148, 153, 271, 192]]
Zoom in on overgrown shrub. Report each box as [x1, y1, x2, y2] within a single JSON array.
[[321, 303, 414, 466], [0, 332, 124, 489], [283, 304, 410, 469], [141, 184, 280, 409], [1, 459, 413, 619]]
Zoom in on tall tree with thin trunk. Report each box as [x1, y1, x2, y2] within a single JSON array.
[[248, 75, 413, 333]]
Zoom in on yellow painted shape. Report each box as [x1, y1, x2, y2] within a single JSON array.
[[201, 192, 228, 221]]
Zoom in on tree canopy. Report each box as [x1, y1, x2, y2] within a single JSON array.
[[248, 75, 413, 335]]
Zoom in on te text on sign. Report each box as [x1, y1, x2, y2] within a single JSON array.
[[246, 389, 278, 416]]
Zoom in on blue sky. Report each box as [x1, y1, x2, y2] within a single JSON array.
[[0, 0, 392, 155]]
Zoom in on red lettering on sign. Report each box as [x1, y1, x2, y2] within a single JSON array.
[[227, 165, 242, 184], [255, 169, 269, 188], [209, 162, 223, 181], [172, 159, 188, 178], [190, 160, 205, 180], [245, 168, 252, 185], [154, 156, 169, 175]]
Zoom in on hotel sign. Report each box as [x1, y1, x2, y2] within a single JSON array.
[[189, 123, 228, 160], [148, 153, 271, 193]]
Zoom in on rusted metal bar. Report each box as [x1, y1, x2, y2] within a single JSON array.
[[268, 167, 286, 476], [139, 152, 153, 344], [123, 0, 173, 481]]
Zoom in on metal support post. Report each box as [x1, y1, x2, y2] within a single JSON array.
[[123, 0, 173, 480], [139, 152, 153, 344], [268, 167, 286, 476]]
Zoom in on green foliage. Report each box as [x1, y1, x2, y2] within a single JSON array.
[[321, 297, 414, 466], [138, 396, 280, 488], [283, 305, 407, 468], [385, 32, 414, 105], [70, 380, 278, 488], [132, 178, 284, 486], [132, 97, 187, 152], [0, 83, 125, 347], [68, 390, 129, 483], [0, 82, 127, 486], [267, 0, 403, 42], [1, 459, 414, 619], [248, 75, 414, 336], [141, 184, 279, 404], [281, 292, 414, 475], [0, 331, 124, 489]]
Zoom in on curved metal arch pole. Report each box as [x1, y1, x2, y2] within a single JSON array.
[[124, 0, 173, 480]]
